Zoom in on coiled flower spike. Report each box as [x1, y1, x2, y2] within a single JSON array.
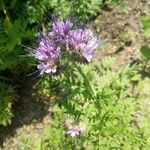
[[68, 29, 99, 62], [52, 19, 73, 44], [33, 32, 60, 74]]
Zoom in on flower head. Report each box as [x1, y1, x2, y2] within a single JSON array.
[[52, 19, 73, 43], [33, 32, 60, 74], [68, 29, 99, 62]]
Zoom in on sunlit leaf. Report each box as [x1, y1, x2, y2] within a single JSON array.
[[140, 45, 150, 59], [142, 15, 150, 37]]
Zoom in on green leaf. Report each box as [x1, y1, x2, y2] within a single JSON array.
[[142, 15, 150, 37], [0, 82, 13, 126], [140, 45, 150, 59]]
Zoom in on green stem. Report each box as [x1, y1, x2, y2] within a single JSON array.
[[72, 61, 94, 99]]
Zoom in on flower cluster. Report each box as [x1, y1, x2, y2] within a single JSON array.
[[31, 19, 99, 75]]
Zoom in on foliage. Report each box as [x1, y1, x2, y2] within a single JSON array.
[[0, 0, 36, 127], [0, 0, 37, 69], [0, 19, 35, 70], [13, 61, 150, 149], [0, 0, 123, 127], [70, 0, 122, 20], [2, 1, 149, 149], [140, 15, 150, 71], [33, 58, 148, 149], [140, 45, 150, 60], [0, 82, 13, 126], [137, 78, 150, 150], [142, 15, 150, 37], [25, 12, 148, 147], [140, 15, 150, 60], [26, 0, 123, 22]]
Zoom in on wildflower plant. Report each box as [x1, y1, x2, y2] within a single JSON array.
[[30, 18, 99, 134], [29, 18, 146, 149]]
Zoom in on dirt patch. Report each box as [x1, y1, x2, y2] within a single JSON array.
[[94, 0, 150, 67]]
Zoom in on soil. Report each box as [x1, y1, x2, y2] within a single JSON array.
[[0, 0, 150, 149], [94, 0, 150, 67]]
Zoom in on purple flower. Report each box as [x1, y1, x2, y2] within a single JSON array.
[[35, 38, 60, 61], [33, 32, 60, 74], [52, 19, 73, 43], [37, 61, 57, 75], [67, 125, 82, 137], [30, 18, 100, 75], [68, 29, 99, 62]]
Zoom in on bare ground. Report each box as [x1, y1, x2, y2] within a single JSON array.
[[94, 0, 150, 67]]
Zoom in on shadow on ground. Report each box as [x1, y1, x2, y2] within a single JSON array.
[[0, 85, 51, 147]]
